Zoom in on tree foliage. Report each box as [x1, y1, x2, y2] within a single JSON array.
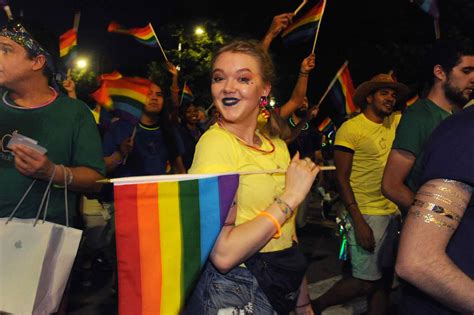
[[148, 21, 230, 108]]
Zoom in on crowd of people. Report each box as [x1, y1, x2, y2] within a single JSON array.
[[0, 10, 473, 315]]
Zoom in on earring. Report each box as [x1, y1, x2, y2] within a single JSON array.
[[257, 96, 270, 129], [259, 96, 268, 108]]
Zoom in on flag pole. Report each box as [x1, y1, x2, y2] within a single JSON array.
[[73, 12, 81, 31], [316, 60, 349, 107], [293, 0, 308, 15], [2, 4, 13, 20], [433, 19, 441, 39], [98, 166, 337, 184], [179, 80, 186, 106], [148, 23, 169, 62], [311, 0, 327, 54]]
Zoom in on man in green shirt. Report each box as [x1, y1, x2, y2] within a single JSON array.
[[382, 40, 474, 213], [0, 19, 105, 225]]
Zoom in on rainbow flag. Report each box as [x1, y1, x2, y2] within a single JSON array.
[[281, 0, 325, 45], [90, 84, 113, 110], [91, 77, 152, 123], [328, 62, 358, 116], [113, 173, 239, 315], [318, 117, 333, 132], [180, 83, 194, 105], [108, 21, 158, 47], [406, 94, 419, 107], [59, 28, 77, 58], [99, 70, 123, 81]]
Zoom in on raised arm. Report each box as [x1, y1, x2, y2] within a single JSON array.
[[381, 149, 416, 211], [261, 13, 294, 51], [279, 54, 316, 119], [166, 61, 180, 108], [396, 178, 474, 312]]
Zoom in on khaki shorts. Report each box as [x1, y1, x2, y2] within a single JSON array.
[[346, 213, 400, 281]]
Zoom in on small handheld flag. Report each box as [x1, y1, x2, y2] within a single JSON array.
[[91, 76, 153, 123], [281, 0, 324, 46], [180, 82, 194, 105], [108, 21, 169, 60], [108, 21, 158, 47], [99, 70, 123, 81], [59, 29, 77, 58], [317, 61, 358, 117]]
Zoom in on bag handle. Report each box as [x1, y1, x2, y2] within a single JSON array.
[[40, 165, 69, 227], [6, 165, 70, 227]]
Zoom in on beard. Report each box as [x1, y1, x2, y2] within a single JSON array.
[[444, 79, 470, 107]]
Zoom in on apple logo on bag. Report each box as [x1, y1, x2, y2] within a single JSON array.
[[14, 240, 22, 249]]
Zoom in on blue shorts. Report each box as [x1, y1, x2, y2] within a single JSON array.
[[185, 262, 277, 314], [346, 213, 400, 281]]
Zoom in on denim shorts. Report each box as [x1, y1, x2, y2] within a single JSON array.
[[184, 262, 277, 314]]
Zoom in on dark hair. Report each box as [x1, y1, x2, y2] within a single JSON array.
[[18, 18, 58, 82], [211, 39, 290, 140], [423, 39, 474, 87], [178, 101, 196, 123]]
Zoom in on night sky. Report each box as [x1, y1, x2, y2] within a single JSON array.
[[2, 0, 472, 118]]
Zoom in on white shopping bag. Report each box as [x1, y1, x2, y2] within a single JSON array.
[[0, 166, 83, 314], [0, 218, 55, 314], [33, 223, 82, 314]]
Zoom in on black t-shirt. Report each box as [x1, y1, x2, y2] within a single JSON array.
[[287, 117, 322, 159], [401, 106, 474, 314]]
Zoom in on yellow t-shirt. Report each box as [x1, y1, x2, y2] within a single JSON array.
[[189, 124, 294, 252], [335, 112, 401, 215]]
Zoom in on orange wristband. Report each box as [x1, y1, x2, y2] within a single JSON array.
[[257, 212, 282, 239]]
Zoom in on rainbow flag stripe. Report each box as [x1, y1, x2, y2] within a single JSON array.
[[100, 70, 123, 81], [318, 117, 333, 132], [329, 64, 357, 116], [108, 21, 158, 47], [59, 29, 77, 58], [114, 174, 239, 315], [406, 94, 419, 107], [90, 85, 113, 110], [281, 0, 324, 45], [181, 83, 194, 104], [90, 77, 152, 122]]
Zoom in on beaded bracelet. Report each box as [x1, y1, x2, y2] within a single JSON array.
[[257, 212, 282, 238], [299, 71, 309, 76], [275, 196, 294, 219]]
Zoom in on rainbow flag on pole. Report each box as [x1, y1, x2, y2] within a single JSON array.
[[99, 70, 123, 81], [281, 0, 324, 45], [318, 117, 333, 132], [91, 76, 152, 123], [108, 21, 158, 47], [328, 62, 358, 116], [59, 28, 77, 58], [113, 173, 239, 315], [180, 82, 194, 105]]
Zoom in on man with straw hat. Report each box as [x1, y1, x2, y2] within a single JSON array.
[[312, 73, 409, 314]]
